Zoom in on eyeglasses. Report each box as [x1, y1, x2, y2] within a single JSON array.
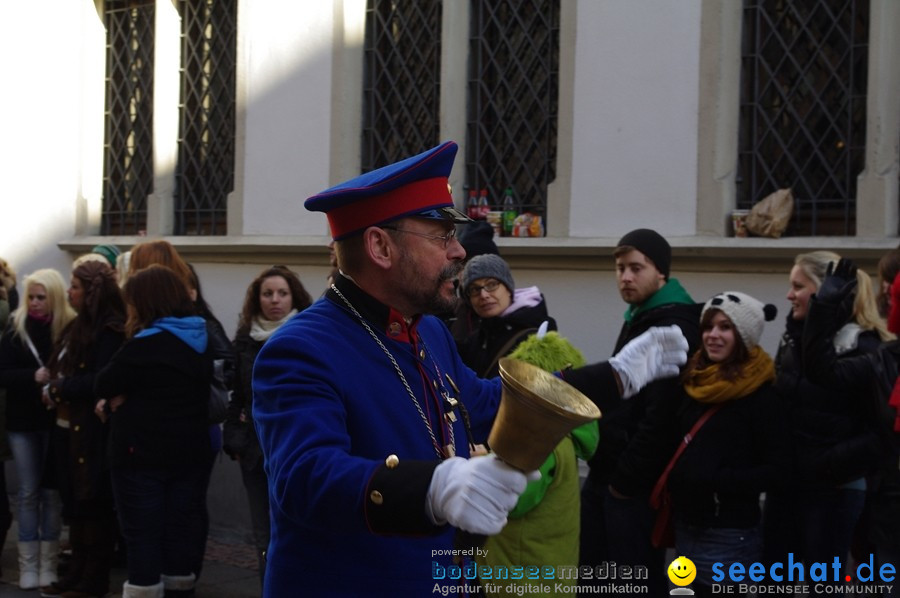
[[466, 280, 502, 298], [382, 226, 458, 249]]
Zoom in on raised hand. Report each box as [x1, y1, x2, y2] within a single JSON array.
[[609, 325, 689, 398], [816, 258, 858, 324]]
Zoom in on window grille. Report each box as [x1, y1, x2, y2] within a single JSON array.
[[466, 0, 558, 232], [362, 0, 442, 170], [738, 0, 869, 236], [174, 0, 236, 235], [101, 0, 155, 236]]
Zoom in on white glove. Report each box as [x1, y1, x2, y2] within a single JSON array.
[[609, 324, 689, 399], [426, 454, 539, 535]]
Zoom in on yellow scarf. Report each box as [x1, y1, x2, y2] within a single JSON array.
[[684, 346, 775, 404]]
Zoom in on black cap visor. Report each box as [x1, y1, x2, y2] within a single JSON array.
[[416, 206, 472, 224]]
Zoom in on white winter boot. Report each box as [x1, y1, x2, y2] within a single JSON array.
[[162, 572, 196, 596], [39, 539, 60, 587], [17, 540, 40, 590], [122, 580, 165, 598]]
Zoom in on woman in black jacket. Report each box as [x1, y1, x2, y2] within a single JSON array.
[[765, 251, 894, 592], [456, 254, 556, 378], [95, 265, 213, 598], [223, 265, 312, 587], [42, 260, 125, 597], [664, 291, 788, 596]]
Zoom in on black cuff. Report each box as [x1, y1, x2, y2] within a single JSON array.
[[560, 361, 621, 414], [364, 458, 444, 536]]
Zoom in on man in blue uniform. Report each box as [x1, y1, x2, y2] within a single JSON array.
[[252, 141, 689, 596]]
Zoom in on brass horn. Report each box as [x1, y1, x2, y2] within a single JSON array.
[[489, 358, 602, 471]]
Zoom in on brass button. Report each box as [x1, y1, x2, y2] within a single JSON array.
[[388, 322, 402, 336], [78, 457, 84, 464], [419, 349, 425, 359], [385, 454, 399, 469], [73, 425, 80, 432], [369, 490, 384, 505]]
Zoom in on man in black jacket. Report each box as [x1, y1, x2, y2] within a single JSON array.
[[566, 229, 701, 596]]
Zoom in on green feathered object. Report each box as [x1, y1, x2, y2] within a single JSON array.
[[502, 325, 599, 520], [508, 329, 587, 372]]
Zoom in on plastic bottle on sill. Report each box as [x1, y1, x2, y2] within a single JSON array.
[[502, 187, 518, 237], [478, 189, 490, 220], [466, 189, 479, 220]]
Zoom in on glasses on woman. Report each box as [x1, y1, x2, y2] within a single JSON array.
[[466, 280, 502, 298], [382, 226, 458, 249]]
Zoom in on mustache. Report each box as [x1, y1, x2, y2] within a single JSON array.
[[440, 262, 463, 283]]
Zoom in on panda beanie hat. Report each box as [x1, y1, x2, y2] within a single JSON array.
[[701, 291, 777, 350]]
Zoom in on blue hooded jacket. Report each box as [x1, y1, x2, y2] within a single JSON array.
[[135, 316, 208, 353]]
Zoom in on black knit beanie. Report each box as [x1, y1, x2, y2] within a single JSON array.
[[459, 221, 499, 259], [616, 228, 671, 280]]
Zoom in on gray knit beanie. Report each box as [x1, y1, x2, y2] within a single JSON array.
[[701, 291, 777, 350], [462, 254, 515, 297]]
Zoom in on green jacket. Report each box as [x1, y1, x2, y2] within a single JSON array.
[[476, 424, 598, 597]]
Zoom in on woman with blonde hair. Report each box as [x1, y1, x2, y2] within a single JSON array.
[[764, 251, 893, 592], [0, 268, 75, 589]]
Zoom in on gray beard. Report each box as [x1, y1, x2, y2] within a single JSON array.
[[408, 262, 462, 315]]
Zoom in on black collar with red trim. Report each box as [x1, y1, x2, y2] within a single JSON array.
[[326, 273, 421, 344]]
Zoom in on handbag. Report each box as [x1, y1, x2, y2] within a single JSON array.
[[208, 358, 230, 424], [649, 403, 723, 548]]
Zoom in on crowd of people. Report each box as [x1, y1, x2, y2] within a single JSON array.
[[0, 143, 898, 598], [0, 243, 318, 597]]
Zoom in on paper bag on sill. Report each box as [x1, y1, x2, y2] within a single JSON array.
[[745, 188, 794, 238]]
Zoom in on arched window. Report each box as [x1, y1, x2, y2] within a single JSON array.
[[362, 0, 442, 170], [737, 0, 870, 235], [174, 0, 236, 235], [101, 0, 236, 236], [101, 0, 155, 235], [466, 0, 559, 234]]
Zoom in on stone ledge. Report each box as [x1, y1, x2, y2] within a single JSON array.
[[59, 234, 900, 273]]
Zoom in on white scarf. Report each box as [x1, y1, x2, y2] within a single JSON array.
[[249, 309, 298, 342]]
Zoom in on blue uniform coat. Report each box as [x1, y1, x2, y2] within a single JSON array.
[[253, 275, 501, 596]]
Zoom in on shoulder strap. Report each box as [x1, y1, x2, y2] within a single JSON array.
[[649, 403, 724, 508], [22, 332, 44, 368], [482, 327, 537, 377]]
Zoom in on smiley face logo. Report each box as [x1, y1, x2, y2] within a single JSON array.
[[667, 556, 696, 587]]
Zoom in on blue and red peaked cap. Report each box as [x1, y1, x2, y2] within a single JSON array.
[[305, 141, 472, 240]]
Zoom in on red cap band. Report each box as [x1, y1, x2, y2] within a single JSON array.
[[325, 177, 452, 239]]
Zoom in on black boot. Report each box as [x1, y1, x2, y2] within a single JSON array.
[[59, 516, 116, 598], [40, 521, 86, 597]]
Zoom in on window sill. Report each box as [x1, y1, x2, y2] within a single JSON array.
[[59, 234, 900, 273]]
